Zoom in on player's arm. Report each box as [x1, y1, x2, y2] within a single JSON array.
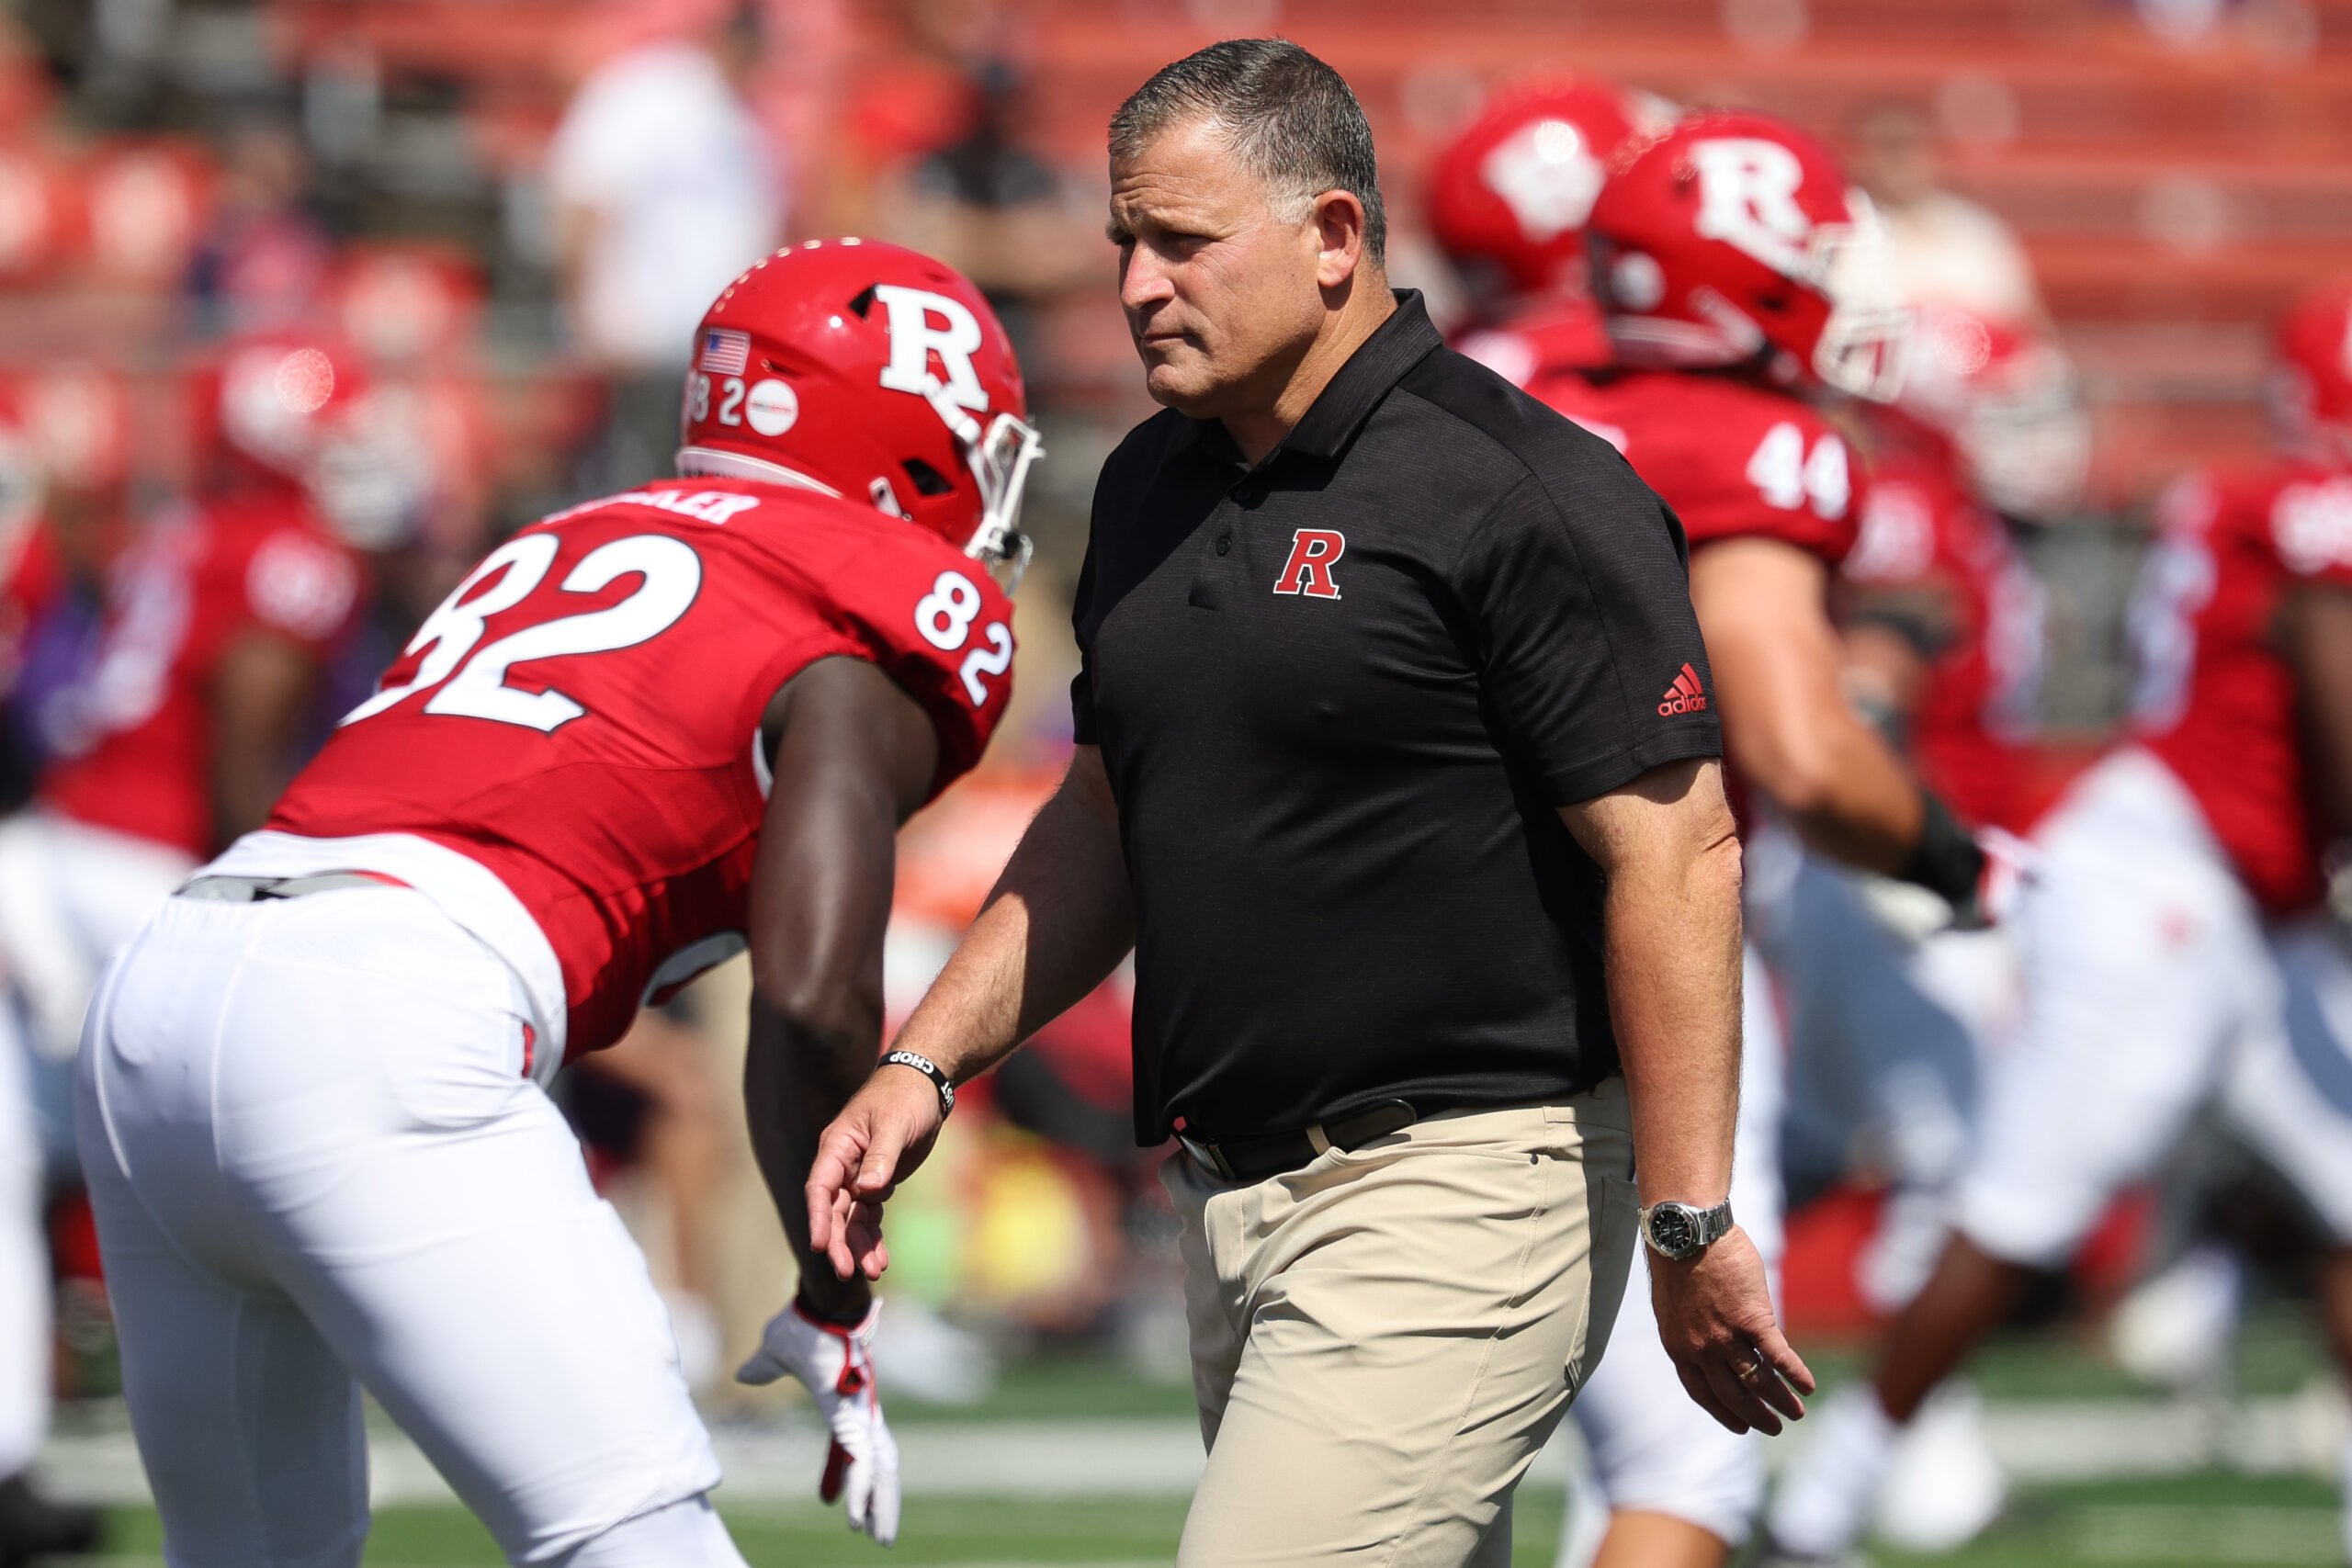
[[741, 655, 940, 1326], [1559, 756, 1812, 1436], [1689, 536, 1928, 874], [2287, 581, 2352, 841], [805, 742, 1135, 1282], [1839, 579, 1952, 742], [209, 629, 322, 848]]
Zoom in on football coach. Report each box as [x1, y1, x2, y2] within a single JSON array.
[[808, 39, 1806, 1566]]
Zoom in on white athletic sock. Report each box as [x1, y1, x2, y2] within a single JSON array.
[[1766, 1382, 1900, 1558]]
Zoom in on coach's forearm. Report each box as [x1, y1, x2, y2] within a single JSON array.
[[892, 745, 1136, 1084], [1560, 760, 1747, 1207], [1609, 829, 1745, 1205]]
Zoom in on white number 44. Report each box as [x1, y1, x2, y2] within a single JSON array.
[[1745, 422, 1850, 520], [913, 570, 1012, 706]]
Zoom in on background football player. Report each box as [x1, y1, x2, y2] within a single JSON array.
[[76, 241, 1038, 1565], [1756, 305, 2079, 1551], [1436, 97, 1996, 1568], [1765, 276, 2352, 1566]]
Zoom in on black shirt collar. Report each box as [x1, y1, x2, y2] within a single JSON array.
[[1166, 289, 1443, 468]]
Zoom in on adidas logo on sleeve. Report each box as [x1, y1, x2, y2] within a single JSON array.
[[1657, 663, 1709, 716]]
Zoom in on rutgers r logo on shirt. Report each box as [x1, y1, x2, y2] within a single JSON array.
[[1273, 529, 1346, 599], [1658, 662, 1709, 716]]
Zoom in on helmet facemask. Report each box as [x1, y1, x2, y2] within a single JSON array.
[[915, 374, 1043, 592], [1807, 197, 1912, 402]]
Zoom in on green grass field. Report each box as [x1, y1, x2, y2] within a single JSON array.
[[75, 1474, 2346, 1567], [60, 1312, 2352, 1567]]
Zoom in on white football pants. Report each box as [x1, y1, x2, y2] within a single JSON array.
[[0, 812, 191, 1485], [1555, 944, 1786, 1562], [78, 884, 741, 1567], [1761, 847, 2015, 1311], [0, 1005, 43, 1479], [1958, 747, 2352, 1267]]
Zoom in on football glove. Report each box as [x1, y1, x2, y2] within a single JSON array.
[[738, 1299, 900, 1545]]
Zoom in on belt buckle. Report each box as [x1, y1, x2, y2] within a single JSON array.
[[1179, 1134, 1237, 1181]]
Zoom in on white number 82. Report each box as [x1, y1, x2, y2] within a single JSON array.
[[913, 569, 1012, 707]]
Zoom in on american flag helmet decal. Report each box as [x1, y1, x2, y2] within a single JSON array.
[[700, 328, 751, 377]]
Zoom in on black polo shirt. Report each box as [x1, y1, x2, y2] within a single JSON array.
[[1072, 292, 1719, 1145]]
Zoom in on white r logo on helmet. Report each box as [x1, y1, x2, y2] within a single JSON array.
[[1482, 119, 1605, 244], [1690, 138, 1813, 280], [874, 285, 989, 412]]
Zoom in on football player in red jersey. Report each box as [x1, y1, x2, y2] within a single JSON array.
[[75, 240, 1040, 1565], [1439, 107, 1984, 1568], [0, 388, 106, 1564], [1767, 281, 2352, 1565], [1759, 309, 2077, 1555], [0, 344, 381, 1074]]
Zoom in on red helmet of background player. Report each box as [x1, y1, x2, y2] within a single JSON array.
[[17, 362, 129, 499], [199, 333, 428, 548], [1587, 111, 1909, 400], [1427, 77, 1648, 309], [2272, 276, 2352, 465], [676, 238, 1042, 581], [1899, 306, 2089, 521]]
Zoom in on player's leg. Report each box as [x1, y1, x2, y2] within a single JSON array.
[[200, 892, 740, 1566], [1775, 874, 2007, 1552], [1766, 754, 2256, 1562], [1174, 1089, 1640, 1568], [90, 887, 741, 1567], [1559, 946, 1784, 1568], [77, 944, 369, 1568], [0, 1004, 48, 1487], [2217, 919, 2352, 1560]]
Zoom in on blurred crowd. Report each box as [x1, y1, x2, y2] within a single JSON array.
[[0, 1, 2343, 1552]]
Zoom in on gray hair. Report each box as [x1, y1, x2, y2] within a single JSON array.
[[1110, 39, 1386, 266]]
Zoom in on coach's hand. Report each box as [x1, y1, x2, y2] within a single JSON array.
[[738, 1299, 902, 1545], [807, 1063, 947, 1281], [1651, 1225, 1813, 1436]]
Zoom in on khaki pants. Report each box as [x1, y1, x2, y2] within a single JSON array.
[[1164, 1079, 1639, 1568]]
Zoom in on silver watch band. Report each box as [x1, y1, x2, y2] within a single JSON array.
[[1639, 1199, 1735, 1261]]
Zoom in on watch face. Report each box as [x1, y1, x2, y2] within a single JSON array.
[[1648, 1205, 1696, 1257]]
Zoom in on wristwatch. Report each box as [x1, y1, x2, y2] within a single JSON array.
[[1640, 1199, 1734, 1262]]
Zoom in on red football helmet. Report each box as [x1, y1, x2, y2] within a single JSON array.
[[17, 361, 130, 498], [676, 238, 1041, 581], [2273, 276, 2352, 465], [200, 333, 429, 547], [1427, 78, 1652, 311], [1587, 111, 1909, 401], [1899, 306, 2088, 521]]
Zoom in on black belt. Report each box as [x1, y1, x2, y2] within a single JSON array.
[[178, 871, 411, 903], [1178, 1099, 1417, 1184]]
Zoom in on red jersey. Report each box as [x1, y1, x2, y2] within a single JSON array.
[[1454, 295, 1613, 391], [267, 478, 1015, 1060], [1844, 436, 2047, 833], [40, 493, 360, 855], [2129, 462, 2352, 915], [1523, 369, 1862, 563]]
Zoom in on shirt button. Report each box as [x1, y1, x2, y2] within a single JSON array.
[[1215, 536, 1231, 556]]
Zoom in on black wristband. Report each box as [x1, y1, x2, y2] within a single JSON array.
[[879, 1049, 956, 1116], [1897, 791, 1986, 912]]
